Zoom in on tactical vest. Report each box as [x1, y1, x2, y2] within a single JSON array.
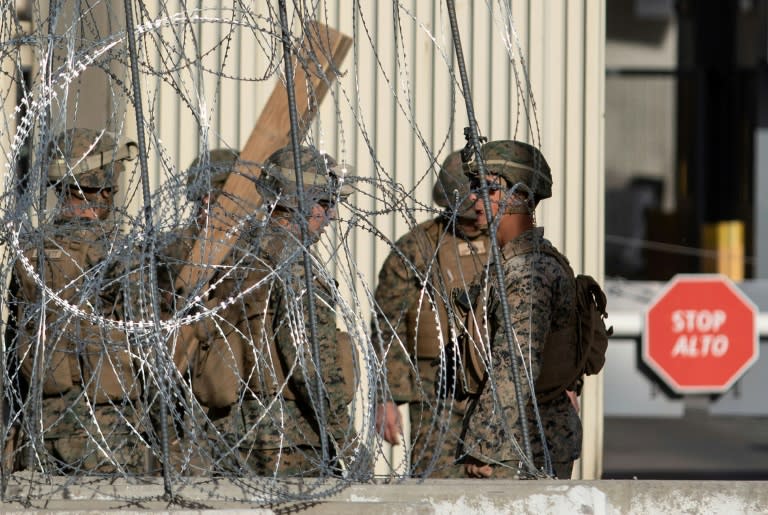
[[406, 221, 488, 361], [190, 265, 269, 408], [191, 265, 357, 409], [16, 227, 138, 403]]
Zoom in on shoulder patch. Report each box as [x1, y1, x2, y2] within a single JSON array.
[[468, 239, 487, 256], [456, 241, 472, 257]]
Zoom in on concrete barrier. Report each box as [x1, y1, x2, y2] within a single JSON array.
[[3, 475, 767, 514]]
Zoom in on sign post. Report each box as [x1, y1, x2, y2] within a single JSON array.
[[643, 274, 759, 394]]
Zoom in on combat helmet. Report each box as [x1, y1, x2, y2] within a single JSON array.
[[433, 150, 476, 220], [464, 140, 552, 203], [186, 148, 239, 201], [259, 145, 353, 210], [47, 128, 138, 191]]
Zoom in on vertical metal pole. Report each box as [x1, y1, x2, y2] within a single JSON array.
[[277, 0, 330, 468], [444, 0, 535, 468], [123, 0, 172, 496]]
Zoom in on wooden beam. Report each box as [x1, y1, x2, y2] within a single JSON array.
[[171, 21, 352, 368], [175, 21, 351, 294]]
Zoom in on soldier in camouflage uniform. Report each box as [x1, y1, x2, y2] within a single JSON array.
[[373, 151, 489, 478], [193, 144, 356, 477], [13, 128, 147, 474], [156, 148, 241, 316], [151, 148, 240, 475], [458, 140, 582, 480]]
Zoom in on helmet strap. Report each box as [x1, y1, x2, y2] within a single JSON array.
[[502, 189, 536, 220]]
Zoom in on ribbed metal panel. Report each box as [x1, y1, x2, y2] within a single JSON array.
[[13, 1, 603, 300]]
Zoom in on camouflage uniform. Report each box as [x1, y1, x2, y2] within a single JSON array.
[[13, 128, 146, 474], [196, 145, 355, 477], [458, 140, 582, 479], [374, 151, 489, 478], [151, 149, 240, 475]]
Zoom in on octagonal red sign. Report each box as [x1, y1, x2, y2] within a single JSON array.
[[643, 274, 759, 394]]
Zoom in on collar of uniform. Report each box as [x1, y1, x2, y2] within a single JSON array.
[[499, 226, 545, 261], [437, 212, 487, 241]]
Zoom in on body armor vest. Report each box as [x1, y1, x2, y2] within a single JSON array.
[[406, 220, 488, 361], [16, 225, 138, 403], [192, 259, 356, 409]]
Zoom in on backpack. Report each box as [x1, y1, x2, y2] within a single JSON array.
[[534, 246, 613, 401], [453, 241, 612, 403]]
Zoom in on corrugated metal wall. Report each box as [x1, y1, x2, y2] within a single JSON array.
[[122, 1, 604, 269], [1, 0, 605, 478]]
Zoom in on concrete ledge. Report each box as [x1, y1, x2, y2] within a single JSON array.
[[3, 475, 768, 514]]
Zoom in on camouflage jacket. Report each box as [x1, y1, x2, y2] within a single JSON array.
[[263, 228, 351, 447], [373, 216, 489, 403], [460, 227, 582, 466], [155, 223, 199, 311], [202, 225, 352, 450]]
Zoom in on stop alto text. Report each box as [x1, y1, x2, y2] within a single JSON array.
[[670, 309, 728, 358]]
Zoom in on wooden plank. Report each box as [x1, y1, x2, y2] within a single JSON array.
[[175, 21, 352, 294], [171, 21, 352, 369]]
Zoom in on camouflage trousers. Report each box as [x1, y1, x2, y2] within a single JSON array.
[[24, 388, 146, 474], [409, 400, 465, 478], [147, 389, 212, 476], [209, 400, 341, 477]]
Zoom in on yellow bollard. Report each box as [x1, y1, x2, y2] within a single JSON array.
[[701, 221, 745, 281]]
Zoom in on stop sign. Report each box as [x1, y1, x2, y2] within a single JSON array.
[[643, 274, 759, 394]]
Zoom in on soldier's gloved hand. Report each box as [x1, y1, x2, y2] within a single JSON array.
[[464, 456, 493, 478], [375, 401, 403, 445]]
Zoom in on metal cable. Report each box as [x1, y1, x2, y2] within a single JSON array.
[[0, 1, 569, 501]]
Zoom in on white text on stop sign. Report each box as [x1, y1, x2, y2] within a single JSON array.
[[670, 309, 728, 357]]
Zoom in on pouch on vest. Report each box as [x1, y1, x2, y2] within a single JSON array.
[[191, 299, 246, 408], [407, 293, 443, 359], [80, 241, 139, 403], [17, 319, 75, 396], [80, 323, 139, 402], [16, 248, 79, 395], [446, 283, 487, 400]]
